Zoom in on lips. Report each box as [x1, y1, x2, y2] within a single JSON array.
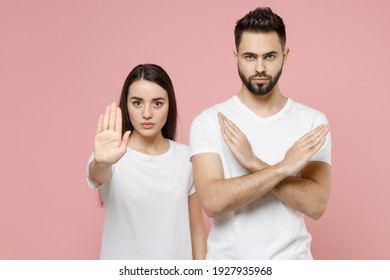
[[251, 75, 269, 86], [141, 122, 155, 129], [252, 76, 269, 82]]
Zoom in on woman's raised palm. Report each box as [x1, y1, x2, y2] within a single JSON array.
[[94, 103, 131, 165]]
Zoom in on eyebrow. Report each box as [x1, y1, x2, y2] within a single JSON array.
[[263, 51, 278, 56], [242, 51, 278, 57], [130, 96, 166, 101], [242, 52, 258, 57]]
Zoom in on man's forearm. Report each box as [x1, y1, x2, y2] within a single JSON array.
[[200, 162, 289, 217], [271, 176, 328, 219]]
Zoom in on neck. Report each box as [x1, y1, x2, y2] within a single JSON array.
[[237, 84, 287, 118], [127, 131, 169, 155]]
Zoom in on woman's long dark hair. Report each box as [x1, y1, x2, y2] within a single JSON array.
[[119, 64, 177, 140]]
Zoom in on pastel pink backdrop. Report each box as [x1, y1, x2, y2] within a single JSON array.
[[1, 0, 389, 259]]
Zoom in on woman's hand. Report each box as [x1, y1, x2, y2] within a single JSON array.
[[93, 102, 131, 166]]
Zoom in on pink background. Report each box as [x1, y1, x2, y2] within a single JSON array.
[[1, 0, 389, 259]]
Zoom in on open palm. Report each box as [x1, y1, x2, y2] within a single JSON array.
[[94, 103, 131, 165]]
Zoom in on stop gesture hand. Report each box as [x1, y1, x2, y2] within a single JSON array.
[[94, 102, 131, 166]]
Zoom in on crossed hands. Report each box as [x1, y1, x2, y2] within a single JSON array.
[[217, 112, 329, 176], [94, 103, 131, 166]]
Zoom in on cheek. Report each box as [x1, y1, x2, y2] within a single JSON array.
[[238, 61, 252, 75], [156, 107, 169, 125], [161, 107, 169, 121], [127, 106, 138, 122], [271, 59, 284, 72]]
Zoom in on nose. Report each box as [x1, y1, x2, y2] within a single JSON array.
[[255, 59, 266, 74], [142, 104, 152, 119]]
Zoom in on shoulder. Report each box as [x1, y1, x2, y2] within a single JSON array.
[[170, 140, 189, 151], [169, 140, 190, 156], [169, 141, 192, 168], [191, 97, 235, 125], [290, 99, 329, 122]]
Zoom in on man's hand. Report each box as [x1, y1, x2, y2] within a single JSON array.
[[280, 124, 329, 176], [218, 112, 267, 172], [218, 112, 329, 177]]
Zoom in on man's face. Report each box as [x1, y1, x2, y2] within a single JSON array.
[[236, 31, 288, 96]]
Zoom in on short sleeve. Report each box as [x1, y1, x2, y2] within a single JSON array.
[[311, 114, 332, 165], [186, 165, 195, 196], [189, 111, 219, 158]]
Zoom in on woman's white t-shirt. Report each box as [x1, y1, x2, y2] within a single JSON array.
[[87, 140, 195, 260]]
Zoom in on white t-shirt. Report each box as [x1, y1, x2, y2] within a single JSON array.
[[86, 140, 195, 260], [190, 96, 331, 259]]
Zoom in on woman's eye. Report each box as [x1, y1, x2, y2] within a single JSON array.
[[154, 102, 163, 107], [133, 101, 141, 106]]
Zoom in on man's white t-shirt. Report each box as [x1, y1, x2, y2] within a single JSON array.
[[87, 140, 195, 260], [190, 96, 331, 259]]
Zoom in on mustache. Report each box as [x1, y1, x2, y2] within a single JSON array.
[[249, 73, 272, 80]]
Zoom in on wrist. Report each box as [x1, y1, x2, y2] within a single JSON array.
[[273, 160, 291, 178], [93, 158, 114, 168], [248, 158, 269, 173]]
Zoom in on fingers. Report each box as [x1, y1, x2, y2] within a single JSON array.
[[219, 113, 242, 136], [293, 124, 329, 157], [306, 124, 329, 140], [109, 102, 116, 130], [309, 125, 329, 151], [96, 114, 104, 134], [101, 102, 118, 131], [299, 124, 329, 146], [115, 107, 122, 133], [218, 113, 235, 146], [310, 133, 326, 154], [308, 125, 329, 150], [102, 104, 111, 130], [218, 112, 244, 142], [119, 130, 131, 152], [218, 112, 252, 150]]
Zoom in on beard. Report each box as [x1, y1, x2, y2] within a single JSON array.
[[238, 66, 283, 96]]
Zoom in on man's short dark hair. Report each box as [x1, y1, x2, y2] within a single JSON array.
[[234, 7, 286, 50]]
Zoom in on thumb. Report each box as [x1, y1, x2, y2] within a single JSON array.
[[119, 130, 131, 151]]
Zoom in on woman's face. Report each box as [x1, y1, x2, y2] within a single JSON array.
[[127, 79, 169, 138]]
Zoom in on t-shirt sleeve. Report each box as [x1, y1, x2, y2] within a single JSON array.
[[311, 113, 332, 165], [188, 171, 196, 196], [189, 111, 219, 158], [188, 184, 196, 196]]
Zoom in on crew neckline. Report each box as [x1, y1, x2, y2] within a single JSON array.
[[126, 139, 173, 159], [232, 95, 292, 122]]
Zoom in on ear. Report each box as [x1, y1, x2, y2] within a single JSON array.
[[283, 47, 290, 63], [233, 49, 238, 63]]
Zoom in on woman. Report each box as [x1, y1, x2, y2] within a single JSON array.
[[87, 64, 207, 260]]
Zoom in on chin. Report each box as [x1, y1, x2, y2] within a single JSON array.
[[251, 90, 271, 97], [140, 131, 158, 137], [143, 129, 164, 139]]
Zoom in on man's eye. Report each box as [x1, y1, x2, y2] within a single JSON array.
[[245, 55, 255, 61], [265, 54, 275, 60]]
